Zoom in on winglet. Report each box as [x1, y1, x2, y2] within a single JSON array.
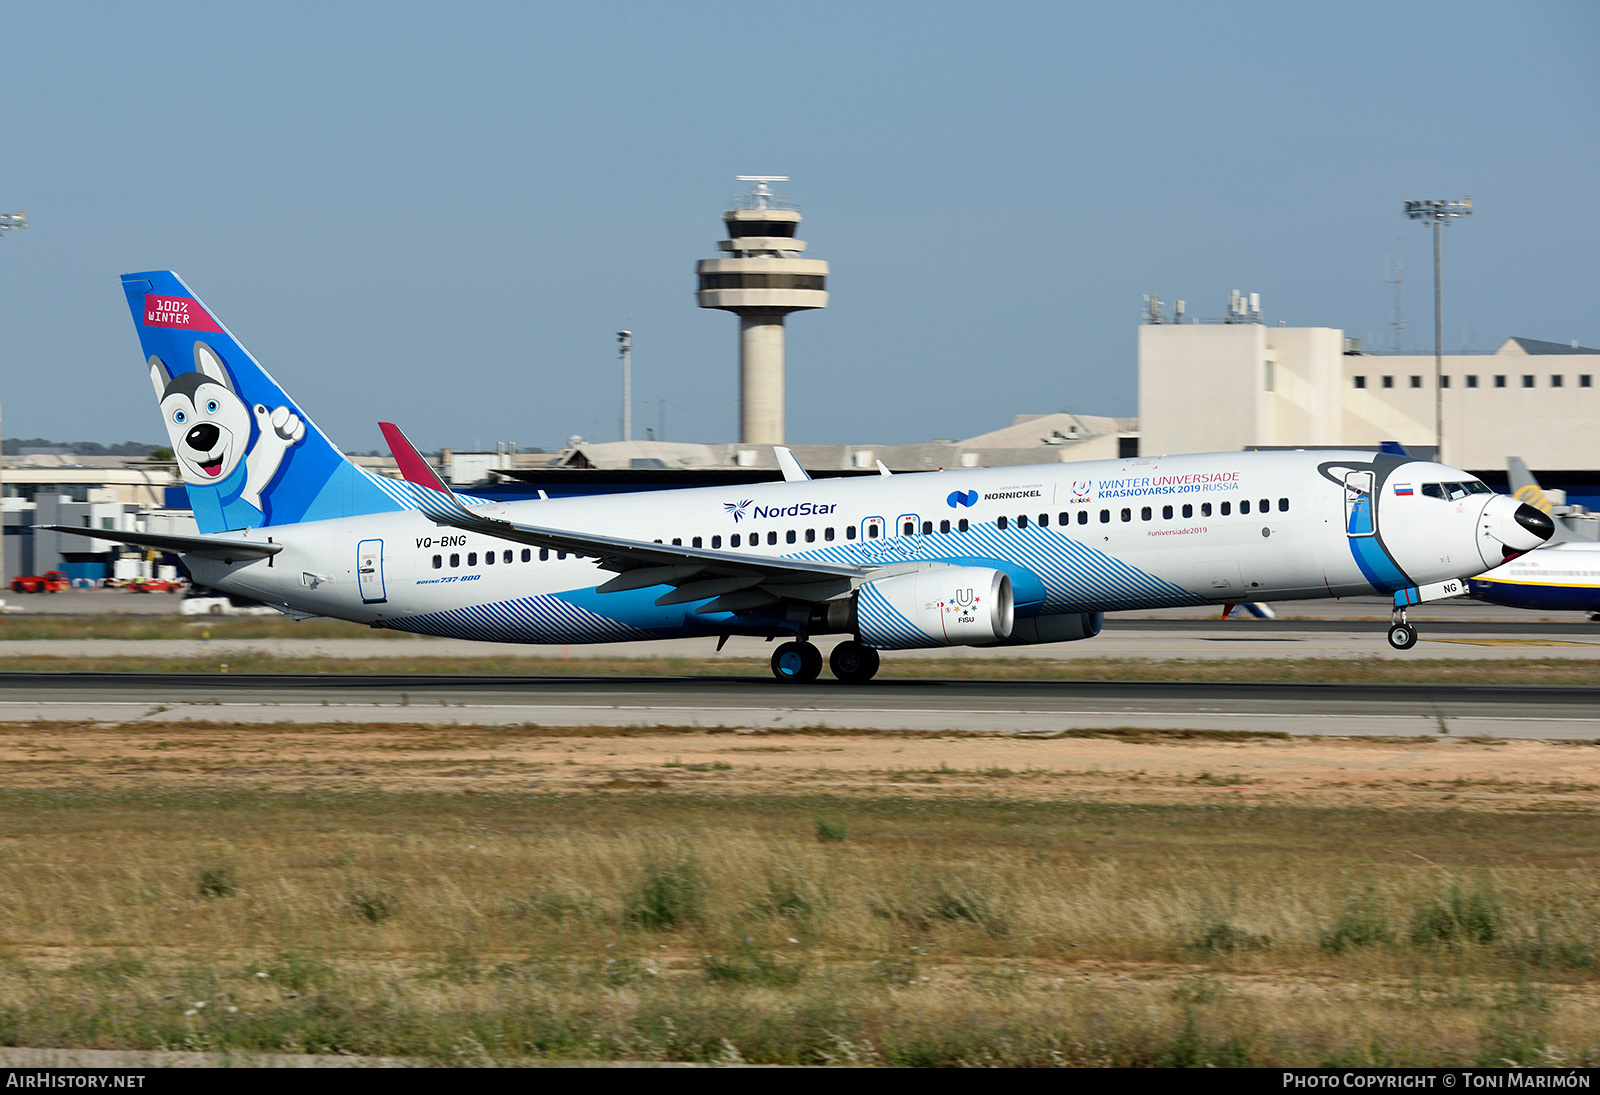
[[773, 446, 811, 483], [379, 422, 452, 495]]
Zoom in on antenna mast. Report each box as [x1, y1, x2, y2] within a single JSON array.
[[1386, 243, 1404, 352]]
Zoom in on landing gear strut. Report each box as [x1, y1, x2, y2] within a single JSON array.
[[828, 640, 880, 684], [770, 640, 823, 682], [1387, 609, 1418, 651]]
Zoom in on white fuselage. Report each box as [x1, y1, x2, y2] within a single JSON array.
[[181, 450, 1525, 645]]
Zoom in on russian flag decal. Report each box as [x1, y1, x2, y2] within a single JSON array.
[[1393, 483, 1414, 496]]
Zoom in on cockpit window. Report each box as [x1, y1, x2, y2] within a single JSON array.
[[1421, 483, 1446, 500], [1427, 480, 1493, 501]]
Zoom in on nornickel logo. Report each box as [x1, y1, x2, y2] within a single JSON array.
[[946, 489, 979, 509]]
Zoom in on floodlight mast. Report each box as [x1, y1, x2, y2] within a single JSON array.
[[617, 330, 632, 442], [0, 210, 26, 586], [1403, 197, 1471, 462]]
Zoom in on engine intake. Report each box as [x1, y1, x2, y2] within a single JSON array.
[[854, 567, 1014, 649]]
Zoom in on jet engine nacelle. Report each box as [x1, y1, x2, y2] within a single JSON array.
[[854, 566, 1014, 649], [984, 611, 1103, 646]]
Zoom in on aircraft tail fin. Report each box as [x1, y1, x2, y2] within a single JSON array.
[[122, 272, 407, 534], [1507, 457, 1554, 515]]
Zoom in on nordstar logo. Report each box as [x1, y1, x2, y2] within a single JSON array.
[[724, 499, 754, 522], [946, 490, 979, 509]]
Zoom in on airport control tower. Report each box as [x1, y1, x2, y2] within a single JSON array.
[[696, 176, 828, 445]]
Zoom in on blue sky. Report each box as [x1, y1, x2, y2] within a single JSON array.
[[0, 0, 1595, 452]]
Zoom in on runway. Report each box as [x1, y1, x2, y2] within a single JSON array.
[[2, 672, 1598, 740]]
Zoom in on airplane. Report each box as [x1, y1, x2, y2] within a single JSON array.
[[1468, 459, 1600, 617], [47, 271, 1554, 681]]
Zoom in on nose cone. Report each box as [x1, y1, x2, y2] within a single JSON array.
[[1515, 503, 1555, 543]]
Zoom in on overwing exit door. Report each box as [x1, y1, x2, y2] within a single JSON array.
[[357, 539, 386, 604]]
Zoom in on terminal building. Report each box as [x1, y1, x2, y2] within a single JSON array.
[[1138, 293, 1600, 499]]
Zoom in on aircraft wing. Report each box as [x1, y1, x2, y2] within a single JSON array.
[[379, 424, 867, 612], [34, 526, 282, 560]]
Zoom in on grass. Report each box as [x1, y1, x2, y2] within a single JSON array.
[[0, 783, 1596, 1064]]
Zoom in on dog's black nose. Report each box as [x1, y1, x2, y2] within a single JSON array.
[[186, 423, 220, 452]]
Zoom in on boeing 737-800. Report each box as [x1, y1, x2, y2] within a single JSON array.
[[50, 272, 1555, 681]]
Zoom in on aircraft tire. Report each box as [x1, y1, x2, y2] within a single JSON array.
[[771, 641, 823, 683], [828, 640, 880, 684], [1386, 623, 1418, 651]]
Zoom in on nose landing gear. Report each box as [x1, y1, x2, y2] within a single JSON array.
[[1387, 609, 1418, 651]]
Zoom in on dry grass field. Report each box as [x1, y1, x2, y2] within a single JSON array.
[[0, 720, 1596, 1065]]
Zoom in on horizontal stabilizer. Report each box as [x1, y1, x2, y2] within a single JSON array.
[[34, 526, 281, 560]]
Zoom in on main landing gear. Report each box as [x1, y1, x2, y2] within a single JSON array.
[[769, 639, 881, 683], [1387, 609, 1418, 651]]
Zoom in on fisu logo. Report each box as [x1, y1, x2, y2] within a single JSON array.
[[946, 489, 979, 509]]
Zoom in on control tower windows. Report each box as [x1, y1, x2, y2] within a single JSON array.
[[1495, 375, 1507, 388], [1466, 375, 1479, 388], [698, 273, 826, 291], [725, 220, 797, 238], [1409, 376, 1422, 389], [1523, 375, 1535, 388], [1583, 375, 1593, 388], [1441, 376, 1450, 388], [1552, 375, 1564, 388], [1353, 376, 1366, 389], [1382, 376, 1394, 389]]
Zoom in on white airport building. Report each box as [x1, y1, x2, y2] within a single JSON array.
[[1138, 296, 1600, 471]]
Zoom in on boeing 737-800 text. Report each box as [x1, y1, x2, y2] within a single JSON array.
[[49, 272, 1555, 681]]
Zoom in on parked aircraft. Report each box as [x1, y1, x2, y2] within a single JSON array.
[[48, 272, 1555, 680], [1469, 460, 1600, 617]]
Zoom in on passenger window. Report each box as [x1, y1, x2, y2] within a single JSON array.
[[957, 519, 969, 532], [847, 526, 857, 540], [1220, 502, 1231, 516], [1260, 498, 1270, 513], [1100, 509, 1110, 524], [712, 535, 722, 548], [1240, 501, 1251, 515], [939, 520, 950, 534], [1201, 503, 1212, 517], [1278, 498, 1288, 512], [786, 530, 797, 544], [902, 521, 914, 536], [1162, 505, 1173, 520], [692, 536, 702, 548], [672, 538, 682, 546], [1182, 504, 1192, 518], [1077, 511, 1088, 525], [1120, 508, 1131, 522], [731, 533, 741, 547], [558, 552, 567, 560], [468, 552, 478, 566], [866, 525, 878, 539], [1140, 507, 1151, 521], [825, 528, 835, 541], [1017, 515, 1028, 529], [540, 548, 549, 561], [521, 549, 531, 562], [806, 528, 816, 542], [432, 554, 442, 569], [767, 531, 778, 545], [1059, 512, 1069, 525], [921, 521, 932, 535], [450, 553, 460, 568], [997, 515, 1008, 530], [1038, 514, 1049, 527], [485, 550, 495, 565]]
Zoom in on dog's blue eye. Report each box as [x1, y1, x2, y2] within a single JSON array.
[[206, 400, 218, 414], [173, 410, 185, 423]]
